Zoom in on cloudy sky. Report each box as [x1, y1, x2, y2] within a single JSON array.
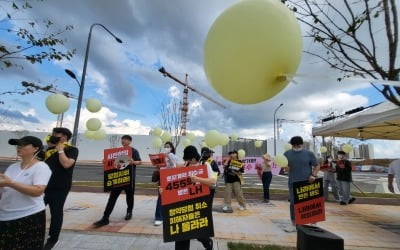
[[1, 0, 399, 158]]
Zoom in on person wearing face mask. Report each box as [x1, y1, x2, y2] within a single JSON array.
[[0, 136, 51, 249], [43, 127, 79, 250], [154, 141, 178, 226], [173, 145, 215, 250], [322, 155, 340, 202], [283, 136, 319, 233], [336, 151, 356, 205]]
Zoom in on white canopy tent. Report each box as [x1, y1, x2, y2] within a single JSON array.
[[312, 102, 400, 140]]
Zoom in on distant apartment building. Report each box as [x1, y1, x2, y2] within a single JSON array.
[[349, 143, 374, 159]]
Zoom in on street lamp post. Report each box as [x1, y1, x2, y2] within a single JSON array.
[[273, 103, 284, 156], [70, 23, 122, 146]]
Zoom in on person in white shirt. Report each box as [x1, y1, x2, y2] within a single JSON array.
[[0, 136, 51, 249], [388, 159, 400, 193], [154, 141, 178, 226]]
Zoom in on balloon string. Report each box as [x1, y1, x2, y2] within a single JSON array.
[[278, 73, 400, 87]]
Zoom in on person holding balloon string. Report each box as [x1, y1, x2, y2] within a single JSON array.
[[222, 150, 247, 212], [153, 141, 178, 226]]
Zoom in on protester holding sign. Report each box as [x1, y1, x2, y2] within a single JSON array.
[[93, 135, 141, 227], [153, 141, 178, 226], [168, 145, 216, 250], [336, 151, 355, 205], [222, 150, 247, 212], [283, 136, 319, 233]]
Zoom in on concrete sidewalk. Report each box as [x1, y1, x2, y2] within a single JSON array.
[[49, 192, 400, 250]]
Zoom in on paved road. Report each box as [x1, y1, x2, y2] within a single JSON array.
[[0, 159, 387, 193]]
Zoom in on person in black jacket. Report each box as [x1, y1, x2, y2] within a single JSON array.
[[336, 150, 356, 205], [44, 127, 79, 250]]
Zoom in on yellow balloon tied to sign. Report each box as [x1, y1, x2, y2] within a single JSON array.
[[204, 0, 302, 104], [153, 127, 163, 137], [152, 137, 163, 148], [320, 146, 328, 153], [161, 131, 171, 142], [86, 118, 102, 131], [275, 154, 288, 167], [238, 149, 246, 159], [45, 93, 70, 114], [86, 98, 102, 113]]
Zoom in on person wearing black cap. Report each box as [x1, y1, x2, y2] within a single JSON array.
[[173, 145, 216, 250], [200, 147, 220, 207], [283, 136, 319, 233], [336, 150, 355, 205], [43, 127, 79, 250], [0, 136, 51, 249]]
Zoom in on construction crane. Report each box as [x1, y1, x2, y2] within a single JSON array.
[[158, 66, 226, 135]]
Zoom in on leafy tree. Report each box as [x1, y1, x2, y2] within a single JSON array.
[[283, 0, 399, 106], [0, 0, 76, 102]]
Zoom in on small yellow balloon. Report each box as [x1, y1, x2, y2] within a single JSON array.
[[254, 140, 263, 148], [199, 141, 208, 148], [284, 143, 292, 151], [152, 137, 163, 148], [86, 118, 102, 131], [205, 130, 220, 148], [320, 146, 327, 153], [275, 154, 288, 167], [86, 98, 102, 113], [230, 133, 238, 141], [342, 144, 353, 153], [182, 138, 191, 147], [84, 130, 95, 139], [161, 131, 171, 142], [204, 0, 302, 104], [45, 93, 70, 114], [153, 127, 163, 137], [187, 133, 196, 141], [92, 129, 106, 140], [238, 149, 246, 158]]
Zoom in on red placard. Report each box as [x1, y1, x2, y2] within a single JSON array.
[[103, 147, 132, 171], [149, 153, 167, 168], [160, 165, 210, 206]]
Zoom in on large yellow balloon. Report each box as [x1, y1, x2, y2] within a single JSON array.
[[320, 146, 327, 153], [205, 130, 220, 148], [342, 144, 353, 153], [86, 98, 102, 113], [275, 154, 288, 167], [204, 0, 302, 104], [86, 118, 101, 131], [230, 133, 238, 141], [45, 93, 70, 114]]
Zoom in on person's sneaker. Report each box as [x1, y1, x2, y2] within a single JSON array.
[[348, 197, 356, 204], [43, 238, 59, 250], [222, 205, 230, 211], [263, 199, 269, 203], [284, 224, 297, 233], [239, 206, 246, 211], [154, 220, 162, 226], [340, 201, 347, 205], [93, 217, 109, 227]]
